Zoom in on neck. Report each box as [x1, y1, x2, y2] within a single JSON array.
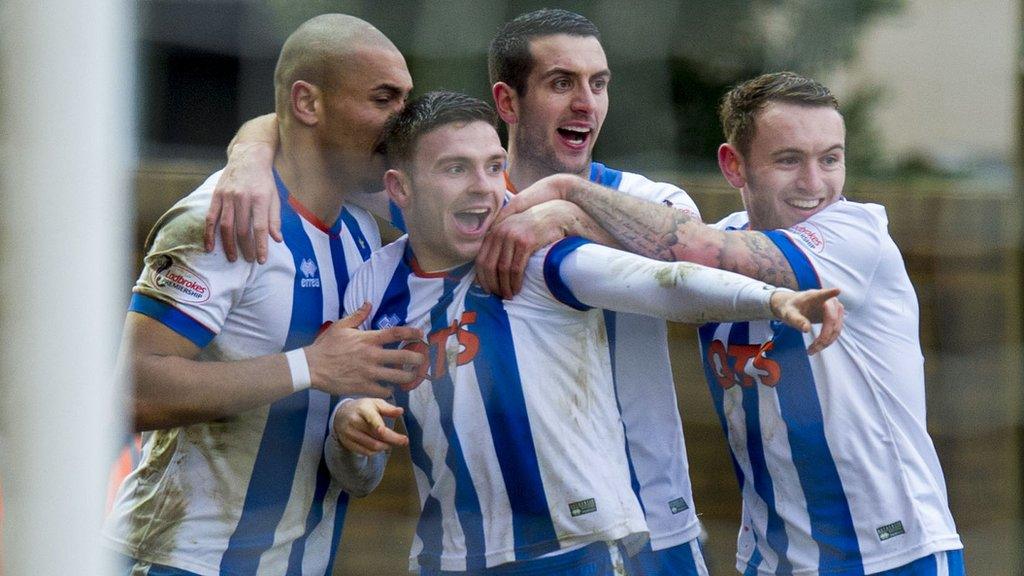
[[505, 144, 589, 193], [406, 236, 470, 276], [275, 133, 347, 225]]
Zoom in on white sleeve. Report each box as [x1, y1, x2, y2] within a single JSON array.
[[767, 200, 887, 311], [323, 399, 389, 497], [540, 237, 779, 323], [131, 172, 254, 346]]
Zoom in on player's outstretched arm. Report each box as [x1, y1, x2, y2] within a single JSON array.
[[126, 303, 425, 431], [504, 174, 800, 290], [324, 397, 405, 497], [205, 113, 282, 264], [476, 199, 618, 299], [554, 243, 843, 352]]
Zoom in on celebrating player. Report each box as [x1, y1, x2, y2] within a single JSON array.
[[103, 15, 425, 575], [205, 10, 737, 573], [329, 90, 841, 575], [502, 72, 965, 575]]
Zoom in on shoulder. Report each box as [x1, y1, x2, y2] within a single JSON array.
[[355, 236, 407, 279], [712, 211, 751, 231], [612, 167, 702, 219], [144, 170, 224, 254], [786, 200, 889, 252]]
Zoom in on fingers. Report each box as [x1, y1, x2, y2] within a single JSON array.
[[337, 302, 373, 329], [235, 194, 256, 263], [496, 242, 517, 299], [508, 247, 529, 297], [371, 325, 424, 346], [204, 194, 224, 253], [807, 297, 844, 355], [475, 235, 500, 294], [269, 191, 283, 242], [219, 199, 238, 262], [251, 193, 270, 265]]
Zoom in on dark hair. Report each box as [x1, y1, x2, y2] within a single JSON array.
[[488, 9, 600, 95], [382, 90, 498, 167], [719, 71, 840, 155]]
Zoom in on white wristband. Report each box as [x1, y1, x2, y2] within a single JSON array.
[[285, 348, 311, 392]]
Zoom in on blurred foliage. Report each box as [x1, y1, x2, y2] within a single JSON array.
[[141, 0, 908, 174]]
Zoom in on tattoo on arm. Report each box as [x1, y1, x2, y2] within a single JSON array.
[[567, 181, 799, 289]]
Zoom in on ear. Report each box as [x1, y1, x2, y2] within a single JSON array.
[[290, 81, 320, 127], [717, 143, 747, 190], [384, 168, 411, 208], [492, 82, 519, 126]]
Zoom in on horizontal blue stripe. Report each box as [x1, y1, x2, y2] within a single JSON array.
[[542, 236, 593, 311], [129, 293, 214, 348]]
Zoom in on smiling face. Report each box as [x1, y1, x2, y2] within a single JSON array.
[[510, 34, 609, 180], [392, 121, 507, 271], [733, 102, 846, 231]]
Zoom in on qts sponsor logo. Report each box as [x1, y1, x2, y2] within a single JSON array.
[[706, 340, 780, 389], [403, 311, 480, 389], [151, 256, 210, 304]]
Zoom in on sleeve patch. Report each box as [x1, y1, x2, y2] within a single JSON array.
[[789, 221, 826, 254], [146, 255, 212, 304]]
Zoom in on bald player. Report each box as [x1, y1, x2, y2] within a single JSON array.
[[103, 14, 423, 575]]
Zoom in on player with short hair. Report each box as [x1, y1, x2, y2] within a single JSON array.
[[103, 14, 424, 575], [477, 10, 712, 575], [502, 71, 964, 575], [330, 89, 842, 575]]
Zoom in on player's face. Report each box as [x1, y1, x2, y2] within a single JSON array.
[[513, 34, 610, 178], [738, 102, 846, 231], [320, 46, 413, 191], [403, 121, 507, 271]]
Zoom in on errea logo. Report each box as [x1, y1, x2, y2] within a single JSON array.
[[299, 258, 320, 288]]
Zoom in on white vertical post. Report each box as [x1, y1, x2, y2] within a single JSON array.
[[0, 1, 134, 574]]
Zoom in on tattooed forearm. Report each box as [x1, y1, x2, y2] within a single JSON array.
[[565, 182, 694, 261], [720, 233, 799, 289], [564, 179, 799, 289]]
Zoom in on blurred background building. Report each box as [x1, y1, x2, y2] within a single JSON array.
[[3, 0, 1020, 574]]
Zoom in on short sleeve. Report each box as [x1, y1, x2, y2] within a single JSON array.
[[769, 201, 888, 311], [130, 174, 253, 347]]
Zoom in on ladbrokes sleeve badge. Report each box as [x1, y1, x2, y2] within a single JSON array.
[[147, 255, 212, 304]]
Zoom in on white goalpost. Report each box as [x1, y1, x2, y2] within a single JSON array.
[[0, 1, 134, 574]]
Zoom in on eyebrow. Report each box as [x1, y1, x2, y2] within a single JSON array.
[[541, 66, 611, 80], [771, 144, 845, 156], [432, 152, 507, 166], [371, 83, 409, 96]]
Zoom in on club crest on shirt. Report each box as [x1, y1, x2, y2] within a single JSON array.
[[790, 222, 825, 254], [300, 258, 320, 288], [149, 255, 211, 304]]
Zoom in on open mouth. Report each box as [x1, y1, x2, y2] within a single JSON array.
[[453, 207, 492, 235], [556, 125, 591, 147]]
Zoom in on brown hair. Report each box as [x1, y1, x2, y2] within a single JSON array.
[[719, 71, 839, 155]]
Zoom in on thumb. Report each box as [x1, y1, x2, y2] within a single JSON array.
[[337, 302, 372, 329]]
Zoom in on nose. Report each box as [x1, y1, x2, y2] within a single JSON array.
[[570, 84, 597, 114], [797, 163, 824, 193]]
